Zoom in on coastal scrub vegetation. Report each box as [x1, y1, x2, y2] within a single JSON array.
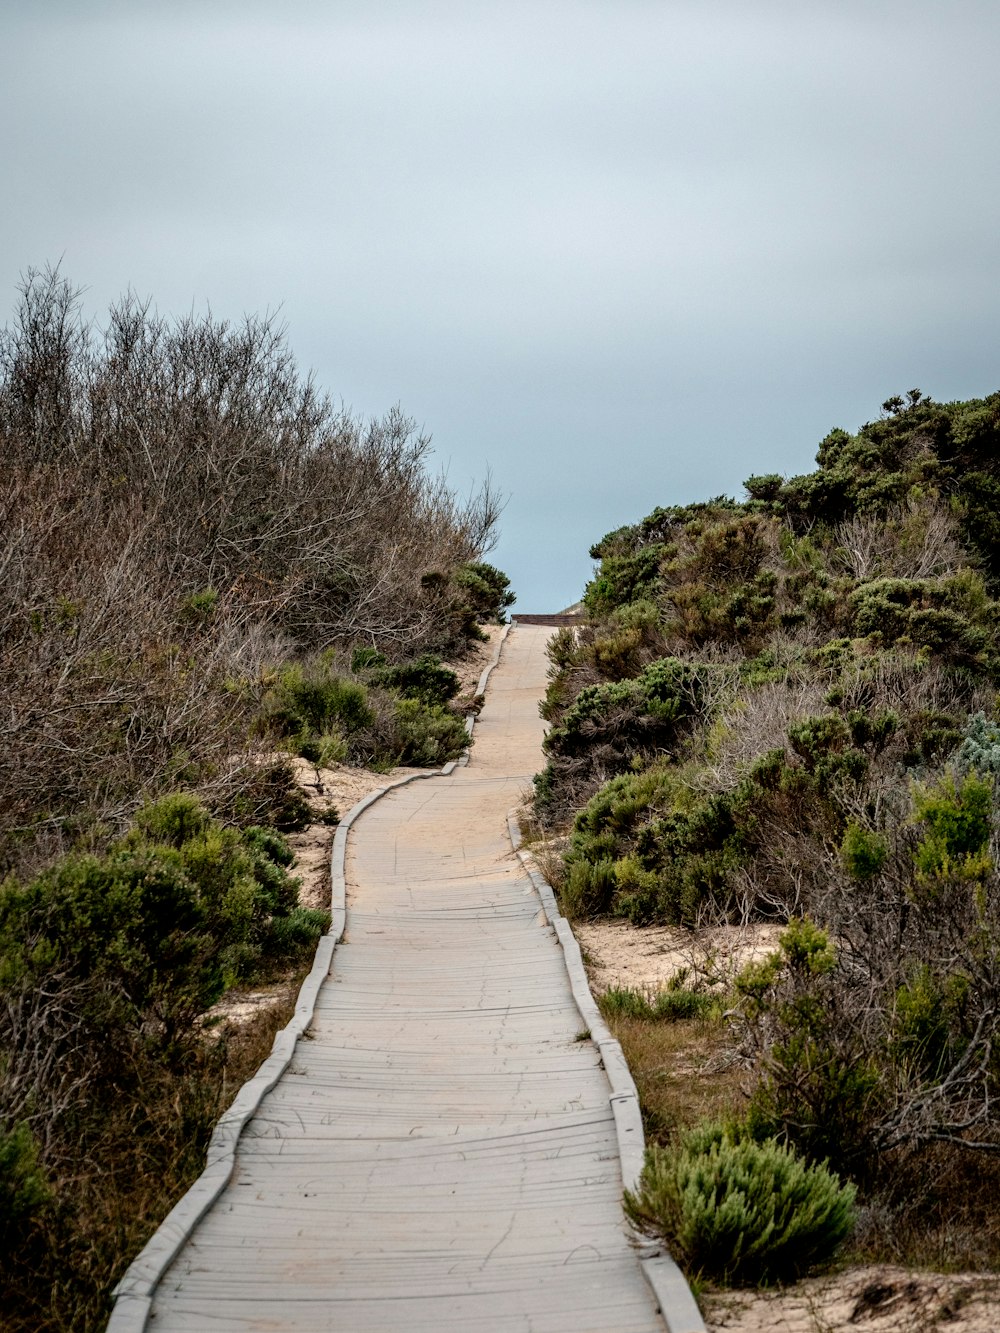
[[0, 267, 512, 1328], [536, 387, 1000, 1283]]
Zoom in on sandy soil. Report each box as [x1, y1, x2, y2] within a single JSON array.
[[571, 917, 782, 996], [703, 1265, 1000, 1332]]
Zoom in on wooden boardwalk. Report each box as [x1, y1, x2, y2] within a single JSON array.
[[133, 626, 672, 1331]]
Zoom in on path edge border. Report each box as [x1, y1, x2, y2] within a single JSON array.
[[107, 623, 511, 1331], [507, 813, 707, 1333]]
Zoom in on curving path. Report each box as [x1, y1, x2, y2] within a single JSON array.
[[129, 626, 674, 1331]]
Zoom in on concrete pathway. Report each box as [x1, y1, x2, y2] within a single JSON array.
[[144, 625, 665, 1331]]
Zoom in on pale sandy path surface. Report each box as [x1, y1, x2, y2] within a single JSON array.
[[147, 625, 665, 1332]]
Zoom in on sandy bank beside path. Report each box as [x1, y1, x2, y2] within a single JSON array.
[[705, 1264, 1000, 1332], [572, 917, 783, 995]]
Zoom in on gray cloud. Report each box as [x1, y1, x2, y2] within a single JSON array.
[[4, 1, 1000, 607]]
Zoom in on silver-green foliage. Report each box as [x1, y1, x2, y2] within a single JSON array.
[[624, 1122, 856, 1286], [955, 712, 1000, 777]]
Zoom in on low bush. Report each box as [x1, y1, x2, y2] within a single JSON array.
[[536, 657, 711, 821], [0, 795, 327, 1055], [370, 652, 460, 705], [392, 698, 468, 766], [954, 712, 1000, 776], [625, 1121, 856, 1285], [600, 985, 712, 1022], [450, 560, 515, 637], [263, 652, 468, 770], [263, 661, 374, 757]]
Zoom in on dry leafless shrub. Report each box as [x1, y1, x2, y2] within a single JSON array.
[[834, 498, 966, 582], [701, 675, 830, 793], [0, 267, 502, 876]]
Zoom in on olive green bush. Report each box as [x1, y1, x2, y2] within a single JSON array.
[[450, 560, 516, 635], [368, 652, 460, 705], [393, 698, 468, 766], [600, 985, 711, 1022], [535, 657, 711, 822], [625, 1121, 856, 1285], [262, 652, 468, 770]]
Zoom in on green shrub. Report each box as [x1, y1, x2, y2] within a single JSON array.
[[584, 546, 665, 617], [0, 1123, 50, 1247], [744, 473, 784, 502], [562, 762, 757, 925], [912, 771, 993, 881], [264, 661, 374, 760], [561, 856, 616, 918], [737, 921, 883, 1175], [350, 646, 386, 673], [624, 1122, 856, 1285], [891, 964, 968, 1080], [848, 576, 994, 666], [601, 985, 712, 1022], [452, 560, 515, 626], [0, 796, 322, 1050], [955, 712, 1000, 777], [600, 986, 655, 1020], [372, 653, 460, 704], [392, 698, 467, 766], [590, 627, 648, 680], [654, 987, 712, 1020], [312, 730, 350, 767], [133, 791, 211, 848], [265, 905, 329, 959], [542, 658, 708, 793], [840, 822, 889, 880]]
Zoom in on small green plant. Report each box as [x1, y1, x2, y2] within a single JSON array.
[[600, 984, 711, 1022], [954, 712, 1000, 776], [0, 1123, 50, 1247], [263, 661, 374, 761], [600, 986, 656, 1020], [560, 856, 616, 918], [840, 822, 889, 879], [624, 1121, 856, 1286], [371, 653, 460, 705], [392, 698, 468, 766], [912, 771, 993, 881]]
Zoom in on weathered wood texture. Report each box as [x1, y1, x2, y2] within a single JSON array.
[[511, 614, 579, 626], [144, 626, 668, 1331]]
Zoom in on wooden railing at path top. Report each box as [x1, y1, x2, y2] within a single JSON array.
[[512, 613, 579, 626]]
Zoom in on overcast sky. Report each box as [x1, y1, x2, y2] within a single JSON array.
[[4, 1, 1000, 610]]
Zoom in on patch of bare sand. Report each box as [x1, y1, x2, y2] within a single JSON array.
[[704, 1265, 1000, 1332], [571, 917, 782, 996], [283, 754, 426, 839]]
